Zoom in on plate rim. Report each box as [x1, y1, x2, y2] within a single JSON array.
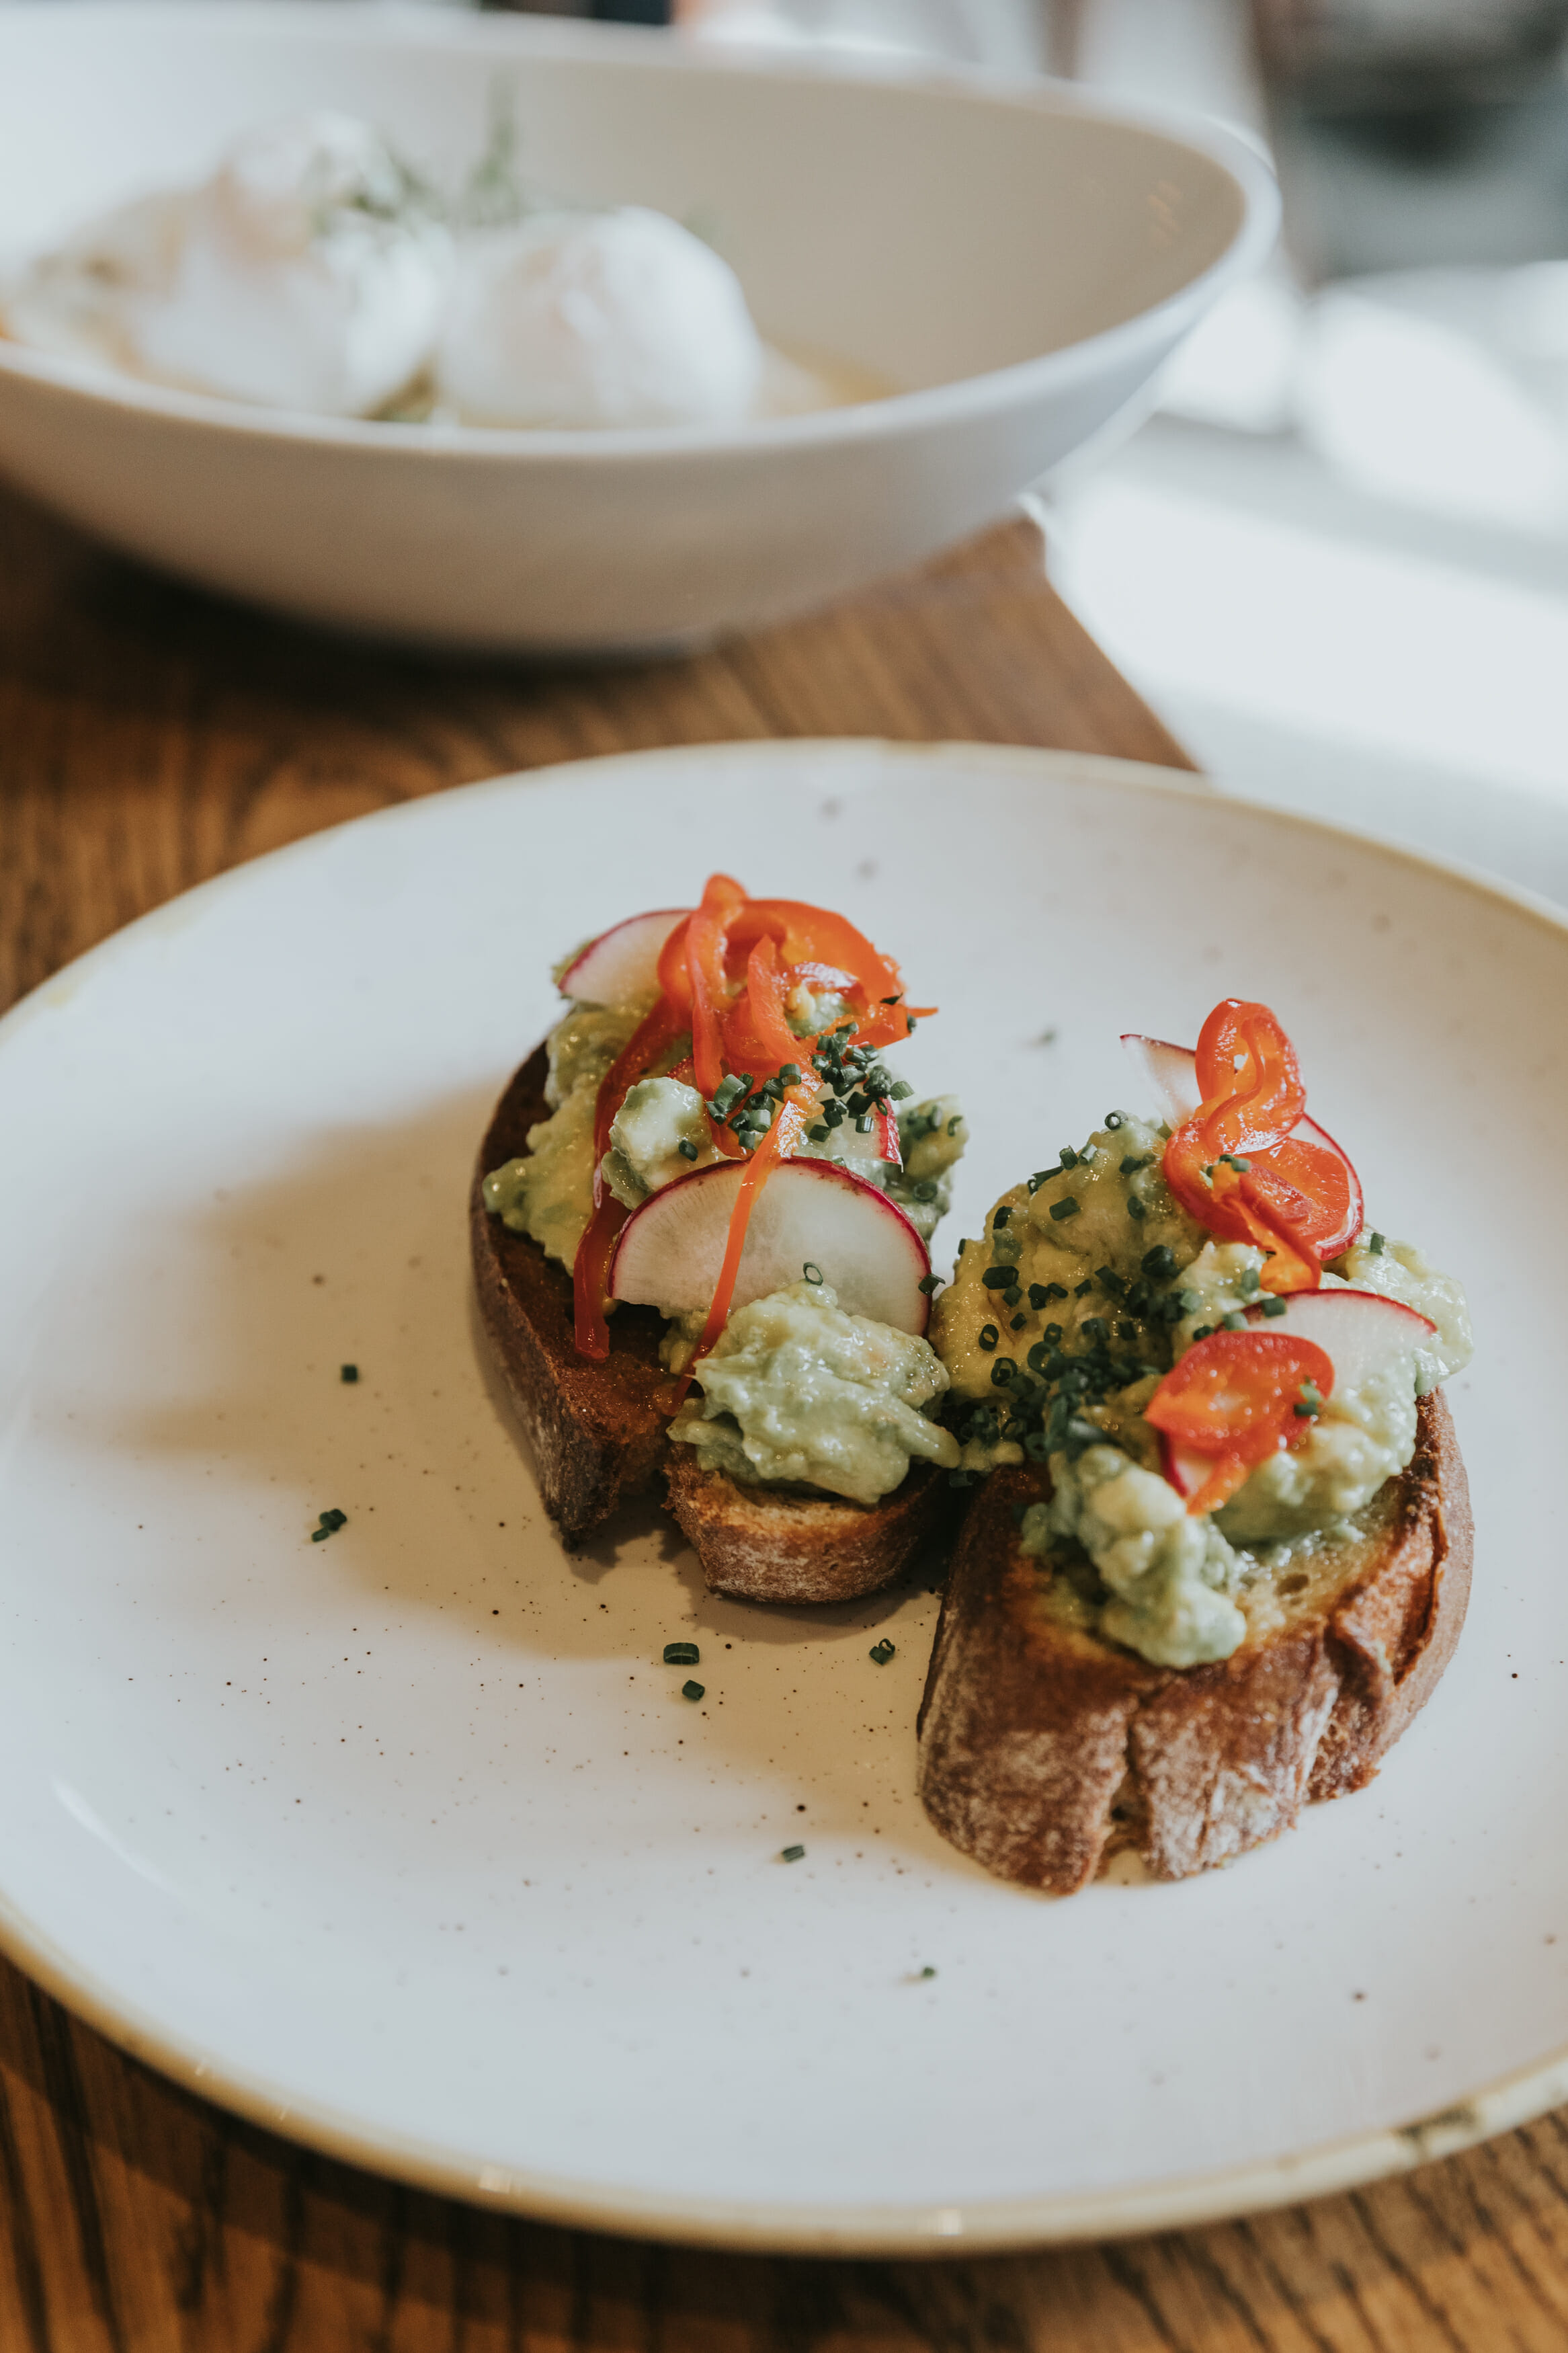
[[1, 734, 1561, 2255]]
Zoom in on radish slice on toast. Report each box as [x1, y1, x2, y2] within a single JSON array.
[[559, 910, 691, 1007], [609, 1158, 931, 1334]]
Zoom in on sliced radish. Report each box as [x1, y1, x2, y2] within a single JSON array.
[[1120, 1033, 1363, 1256], [1241, 1287, 1434, 1387], [608, 1158, 932, 1335], [1121, 1033, 1202, 1127], [1158, 1287, 1436, 1503], [558, 909, 691, 1008]]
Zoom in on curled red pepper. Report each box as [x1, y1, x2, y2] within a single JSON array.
[[1163, 1001, 1360, 1293]]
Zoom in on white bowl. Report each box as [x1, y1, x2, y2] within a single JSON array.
[[0, 4, 1276, 653]]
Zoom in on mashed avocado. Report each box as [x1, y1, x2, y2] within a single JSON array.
[[669, 1278, 960, 1506], [482, 999, 646, 1269], [931, 1111, 1471, 1669], [603, 1076, 719, 1208]]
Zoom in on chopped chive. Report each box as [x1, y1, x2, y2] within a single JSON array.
[[981, 1267, 1015, 1289], [917, 1273, 941, 1295], [781, 1843, 805, 1862], [1048, 1197, 1080, 1223], [919, 1964, 937, 1978], [311, 1527, 329, 1542], [890, 1080, 913, 1101], [869, 1638, 895, 1665], [1223, 1312, 1247, 1332], [677, 1140, 700, 1161], [1370, 1230, 1386, 1254], [978, 1324, 999, 1351], [856, 1114, 874, 1134], [1044, 1282, 1069, 1303], [1058, 1146, 1078, 1170], [1192, 1324, 1214, 1341], [340, 1364, 358, 1383], [1003, 1287, 1022, 1308], [1142, 1247, 1178, 1280], [1105, 1112, 1124, 1130], [1120, 1153, 1153, 1176], [993, 1206, 1012, 1229], [1075, 1279, 1094, 1298], [1043, 1322, 1063, 1343], [682, 1679, 705, 1702], [991, 1360, 1016, 1386], [1126, 1196, 1147, 1222], [1260, 1295, 1287, 1318], [808, 1123, 830, 1142], [802, 1262, 824, 1285], [1009, 1313, 1027, 1330], [663, 1642, 700, 1666], [946, 1114, 962, 1136], [778, 1063, 801, 1086]]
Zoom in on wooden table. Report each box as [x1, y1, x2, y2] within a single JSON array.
[[1, 482, 1562, 2352]]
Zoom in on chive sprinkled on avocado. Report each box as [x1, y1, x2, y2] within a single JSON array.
[[1048, 1197, 1080, 1222]]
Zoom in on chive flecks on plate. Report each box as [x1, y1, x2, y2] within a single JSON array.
[[802, 1262, 824, 1285], [682, 1679, 706, 1702], [311, 1507, 347, 1543], [781, 1843, 805, 1862], [919, 1964, 937, 1978], [870, 1638, 895, 1664], [663, 1642, 700, 1667], [340, 1364, 358, 1384]]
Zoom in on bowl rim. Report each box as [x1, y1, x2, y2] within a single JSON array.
[[0, 0, 1280, 465]]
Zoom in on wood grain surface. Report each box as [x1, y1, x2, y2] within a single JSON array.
[[0, 481, 1558, 2351]]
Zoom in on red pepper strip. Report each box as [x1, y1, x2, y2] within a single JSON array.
[[685, 874, 747, 1101], [571, 1190, 629, 1362], [1145, 1330, 1335, 1516], [873, 1107, 901, 1166], [572, 994, 691, 1359], [723, 934, 800, 1073], [663, 1090, 818, 1408], [1163, 1000, 1324, 1295]]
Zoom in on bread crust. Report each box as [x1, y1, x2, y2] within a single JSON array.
[[472, 1045, 948, 1596], [915, 1390, 1472, 1891], [471, 1045, 669, 1548], [665, 1449, 946, 1604]]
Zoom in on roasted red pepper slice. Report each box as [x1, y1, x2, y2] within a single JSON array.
[[1145, 1328, 1335, 1515]]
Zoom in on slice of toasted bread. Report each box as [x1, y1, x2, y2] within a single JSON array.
[[915, 1390, 1472, 1891], [471, 1045, 670, 1548], [664, 1449, 946, 1604], [472, 1045, 950, 1591]]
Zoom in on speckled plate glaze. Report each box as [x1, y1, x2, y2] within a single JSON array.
[[0, 741, 1557, 2253]]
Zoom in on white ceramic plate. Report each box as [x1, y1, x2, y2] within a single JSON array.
[[0, 741, 1557, 2254]]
